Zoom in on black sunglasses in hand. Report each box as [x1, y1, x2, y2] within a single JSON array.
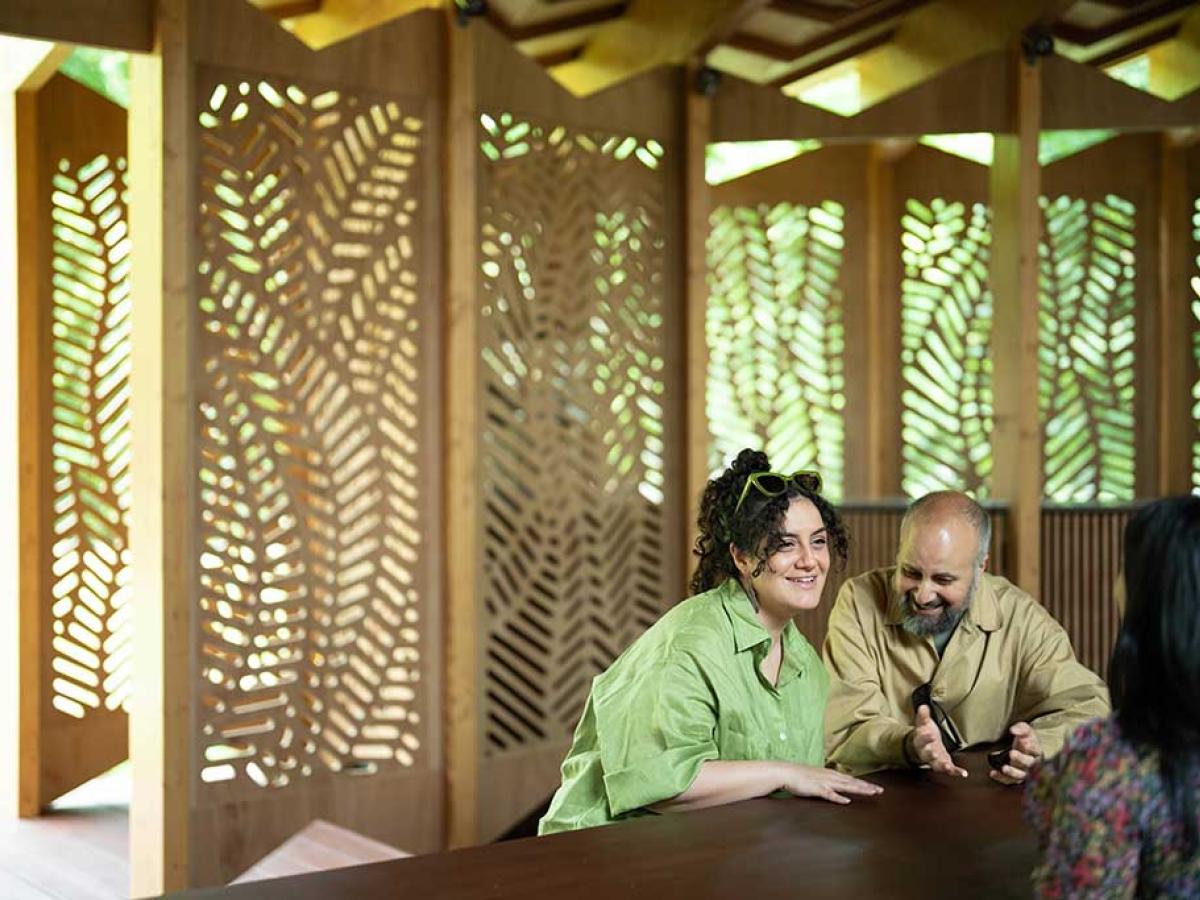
[[911, 682, 964, 754]]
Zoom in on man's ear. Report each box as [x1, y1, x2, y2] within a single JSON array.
[[978, 553, 990, 575]]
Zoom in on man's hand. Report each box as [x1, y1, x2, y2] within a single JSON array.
[[988, 721, 1042, 785], [908, 705, 968, 778]]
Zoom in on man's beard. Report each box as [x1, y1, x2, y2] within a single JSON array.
[[900, 572, 977, 637]]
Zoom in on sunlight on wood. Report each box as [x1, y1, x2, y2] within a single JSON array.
[[283, 0, 444, 50], [1145, 7, 1200, 102], [550, 0, 743, 97]]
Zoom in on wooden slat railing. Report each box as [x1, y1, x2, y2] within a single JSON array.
[[1039, 504, 1135, 678]]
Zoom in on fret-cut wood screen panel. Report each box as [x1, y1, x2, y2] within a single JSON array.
[[476, 109, 680, 838], [705, 200, 847, 499], [893, 140, 1152, 503], [1038, 193, 1136, 502], [704, 148, 870, 502], [190, 57, 441, 880], [1041, 136, 1157, 500], [21, 72, 131, 813], [894, 149, 993, 500]]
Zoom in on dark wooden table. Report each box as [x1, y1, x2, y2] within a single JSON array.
[[174, 754, 1038, 899]]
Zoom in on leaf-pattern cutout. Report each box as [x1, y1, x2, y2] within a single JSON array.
[[706, 202, 846, 499]]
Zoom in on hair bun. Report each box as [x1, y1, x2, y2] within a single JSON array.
[[729, 448, 770, 478]]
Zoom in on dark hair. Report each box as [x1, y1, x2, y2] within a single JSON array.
[[1109, 495, 1200, 855], [689, 448, 849, 595]]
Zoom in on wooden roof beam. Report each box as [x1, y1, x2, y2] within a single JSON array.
[[259, 0, 324, 19], [782, 0, 1072, 115], [1053, 0, 1194, 63], [486, 2, 628, 44], [0, 0, 153, 52], [548, 0, 748, 97]]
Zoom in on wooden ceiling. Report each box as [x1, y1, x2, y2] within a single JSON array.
[[252, 0, 1200, 104]]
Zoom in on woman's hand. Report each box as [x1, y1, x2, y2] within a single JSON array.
[[777, 764, 884, 805], [652, 760, 881, 813]]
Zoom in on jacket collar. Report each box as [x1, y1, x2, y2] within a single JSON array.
[[883, 566, 1002, 633]]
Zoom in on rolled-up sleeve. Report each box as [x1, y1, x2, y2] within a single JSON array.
[[823, 582, 911, 774], [594, 654, 720, 816]]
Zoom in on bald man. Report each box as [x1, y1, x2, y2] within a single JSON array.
[[823, 492, 1109, 783]]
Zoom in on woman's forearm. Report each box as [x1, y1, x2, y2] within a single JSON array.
[[650, 760, 785, 813]]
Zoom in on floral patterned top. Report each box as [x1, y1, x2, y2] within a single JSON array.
[[1024, 716, 1200, 898]]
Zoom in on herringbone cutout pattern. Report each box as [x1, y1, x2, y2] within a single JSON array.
[[478, 112, 673, 754]]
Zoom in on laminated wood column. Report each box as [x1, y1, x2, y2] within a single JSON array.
[[444, 11, 480, 850], [863, 143, 901, 499], [683, 68, 710, 569], [990, 48, 1042, 590], [1158, 134, 1197, 495], [129, 1, 194, 891]]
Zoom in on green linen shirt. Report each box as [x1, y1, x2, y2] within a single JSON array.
[[538, 578, 829, 835]]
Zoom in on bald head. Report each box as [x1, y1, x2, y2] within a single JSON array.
[[900, 491, 991, 567]]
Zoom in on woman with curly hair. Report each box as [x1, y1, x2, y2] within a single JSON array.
[[539, 448, 881, 834]]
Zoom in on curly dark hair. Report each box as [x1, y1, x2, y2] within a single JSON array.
[[689, 447, 850, 595]]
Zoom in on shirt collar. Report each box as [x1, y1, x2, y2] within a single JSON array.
[[883, 566, 1002, 633], [720, 578, 773, 652], [718, 579, 808, 688]]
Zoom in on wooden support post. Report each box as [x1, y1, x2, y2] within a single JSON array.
[[128, 0, 193, 893], [864, 142, 901, 499], [683, 68, 710, 573], [990, 48, 1042, 590], [444, 11, 480, 851], [1157, 133, 1196, 495]]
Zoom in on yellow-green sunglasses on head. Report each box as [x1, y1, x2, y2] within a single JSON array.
[[734, 470, 823, 516]]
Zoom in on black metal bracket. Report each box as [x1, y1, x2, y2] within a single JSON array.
[[456, 0, 487, 28], [695, 66, 722, 98], [1021, 25, 1055, 66]]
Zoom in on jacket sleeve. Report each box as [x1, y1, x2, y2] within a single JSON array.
[[823, 580, 912, 774], [1014, 608, 1111, 758]]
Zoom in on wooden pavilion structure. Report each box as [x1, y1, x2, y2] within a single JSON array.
[[1, 0, 1199, 894]]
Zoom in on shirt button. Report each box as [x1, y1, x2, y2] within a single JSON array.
[[779, 732, 787, 741]]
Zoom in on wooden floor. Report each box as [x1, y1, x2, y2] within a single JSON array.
[[0, 764, 130, 899]]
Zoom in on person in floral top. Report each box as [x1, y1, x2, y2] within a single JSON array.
[[1024, 496, 1200, 897]]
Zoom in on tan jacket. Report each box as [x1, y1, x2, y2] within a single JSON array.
[[823, 568, 1110, 775]]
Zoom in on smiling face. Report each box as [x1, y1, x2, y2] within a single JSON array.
[[894, 515, 985, 637], [732, 496, 831, 624]]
